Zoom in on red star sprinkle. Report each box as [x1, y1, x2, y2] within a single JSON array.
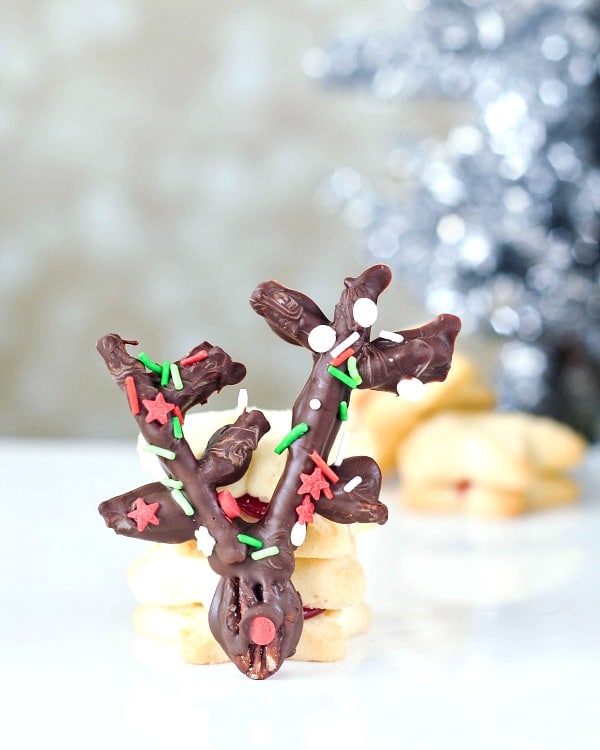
[[142, 392, 176, 425], [127, 497, 160, 532], [297, 468, 331, 501], [295, 496, 315, 525]]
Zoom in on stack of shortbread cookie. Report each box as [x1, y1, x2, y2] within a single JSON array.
[[129, 409, 372, 664]]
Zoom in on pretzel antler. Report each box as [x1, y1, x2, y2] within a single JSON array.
[[98, 265, 461, 680]]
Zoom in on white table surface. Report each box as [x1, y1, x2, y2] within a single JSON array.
[[1, 437, 599, 750]]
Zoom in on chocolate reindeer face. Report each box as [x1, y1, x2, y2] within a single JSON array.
[[98, 264, 461, 679], [209, 567, 303, 680]]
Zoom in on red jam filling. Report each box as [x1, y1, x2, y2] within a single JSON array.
[[455, 479, 472, 495], [302, 607, 325, 620], [236, 493, 269, 519]]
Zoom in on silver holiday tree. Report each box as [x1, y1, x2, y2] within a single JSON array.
[[306, 0, 600, 439]]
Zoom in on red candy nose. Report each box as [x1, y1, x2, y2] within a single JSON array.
[[249, 616, 276, 646]]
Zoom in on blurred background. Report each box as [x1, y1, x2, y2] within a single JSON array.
[[1, 0, 598, 440]]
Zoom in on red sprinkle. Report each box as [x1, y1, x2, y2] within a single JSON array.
[[249, 616, 277, 646], [142, 392, 176, 425], [295, 496, 315, 525], [173, 405, 185, 425], [297, 468, 331, 501], [330, 347, 355, 367], [217, 489, 241, 519], [127, 497, 160, 532], [309, 451, 339, 484], [180, 350, 208, 367], [125, 376, 140, 415]]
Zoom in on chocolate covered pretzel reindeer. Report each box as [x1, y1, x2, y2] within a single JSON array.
[[98, 265, 460, 679]]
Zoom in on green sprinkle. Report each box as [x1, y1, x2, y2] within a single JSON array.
[[143, 443, 176, 460], [161, 360, 171, 387], [274, 423, 309, 455], [170, 363, 184, 390], [251, 545, 279, 561], [170, 488, 195, 516], [347, 356, 362, 385], [237, 533, 263, 549], [160, 477, 183, 490], [138, 352, 163, 374], [339, 400, 349, 421], [328, 365, 359, 389], [172, 415, 184, 439]]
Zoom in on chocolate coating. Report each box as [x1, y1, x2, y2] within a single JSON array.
[[98, 265, 461, 679]]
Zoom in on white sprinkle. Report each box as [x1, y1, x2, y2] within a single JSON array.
[[353, 298, 378, 327], [330, 331, 360, 358], [379, 329, 404, 343], [195, 526, 216, 557], [333, 429, 349, 466], [343, 476, 362, 493], [309, 398, 321, 410], [291, 522, 307, 547], [237, 388, 248, 413], [308, 324, 337, 353], [397, 377, 425, 401]]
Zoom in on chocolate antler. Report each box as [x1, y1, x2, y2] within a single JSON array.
[[97, 337, 268, 562], [98, 265, 461, 680]]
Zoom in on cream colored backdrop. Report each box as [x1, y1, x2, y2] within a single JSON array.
[[0, 1, 448, 438]]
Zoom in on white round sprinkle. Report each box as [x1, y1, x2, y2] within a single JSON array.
[[396, 377, 426, 401], [195, 526, 216, 557], [291, 522, 307, 547], [309, 398, 321, 410], [353, 298, 378, 327], [308, 324, 337, 353]]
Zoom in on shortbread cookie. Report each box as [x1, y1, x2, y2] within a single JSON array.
[[133, 604, 229, 665], [291, 608, 358, 663], [398, 411, 587, 516], [128, 542, 365, 610], [351, 354, 495, 473], [132, 601, 370, 664]]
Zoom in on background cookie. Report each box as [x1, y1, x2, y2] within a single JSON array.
[[351, 354, 495, 474], [398, 411, 586, 516]]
